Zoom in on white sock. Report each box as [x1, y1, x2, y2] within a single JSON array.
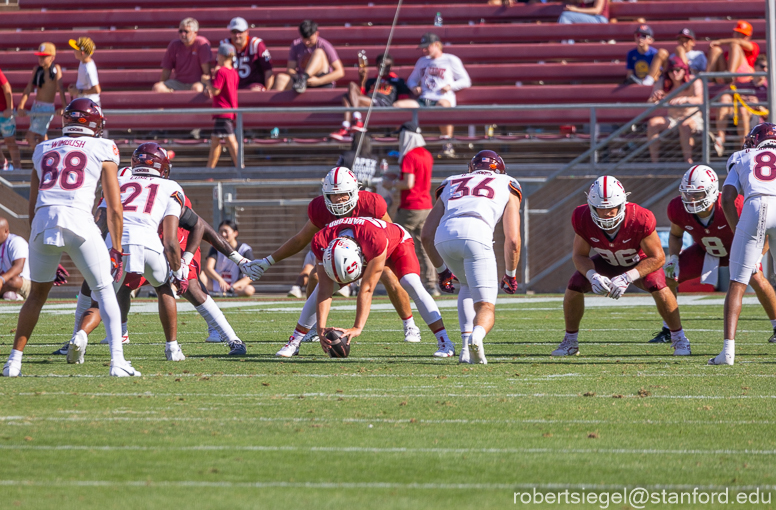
[[402, 315, 416, 330], [770, 319, 776, 329], [642, 75, 655, 86], [166, 340, 180, 351], [342, 121, 351, 129], [565, 331, 579, 343], [433, 328, 449, 343], [461, 333, 471, 349], [670, 328, 686, 342], [93, 285, 125, 363], [713, 339, 735, 364], [8, 349, 22, 363], [73, 292, 92, 335], [471, 325, 486, 345], [353, 112, 362, 121], [121, 322, 128, 335], [662, 320, 669, 329], [722, 339, 735, 354], [196, 296, 239, 342]]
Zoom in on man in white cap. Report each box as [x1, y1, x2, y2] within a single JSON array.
[[221, 17, 274, 91]]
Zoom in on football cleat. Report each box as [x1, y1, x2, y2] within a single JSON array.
[[276, 336, 301, 357], [301, 329, 319, 343], [648, 327, 671, 343], [708, 351, 734, 365], [109, 360, 141, 377], [351, 119, 366, 132], [100, 332, 130, 345], [768, 328, 776, 343], [459, 337, 471, 364], [67, 330, 88, 365], [335, 284, 351, 297], [433, 337, 455, 358], [287, 285, 304, 298], [469, 336, 487, 364], [329, 128, 352, 142], [205, 327, 223, 343], [227, 341, 247, 356], [165, 344, 186, 362], [671, 338, 691, 356], [404, 325, 422, 343], [53, 341, 69, 355], [552, 337, 579, 357], [292, 73, 308, 94], [2, 360, 21, 377]]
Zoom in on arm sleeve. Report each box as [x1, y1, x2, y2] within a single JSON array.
[[407, 59, 423, 89], [449, 55, 471, 92], [198, 40, 212, 65], [323, 40, 340, 66], [164, 188, 185, 218], [371, 193, 387, 218], [570, 207, 583, 236], [103, 141, 121, 165], [212, 68, 225, 90], [435, 179, 448, 199], [311, 231, 327, 260], [87, 62, 99, 86], [178, 206, 200, 230], [206, 246, 218, 259], [258, 40, 273, 70], [625, 51, 635, 71], [307, 198, 325, 230], [7, 237, 28, 264], [508, 178, 522, 200], [400, 150, 415, 175], [360, 229, 387, 261], [0, 70, 7, 86], [643, 209, 657, 237], [666, 199, 678, 225]]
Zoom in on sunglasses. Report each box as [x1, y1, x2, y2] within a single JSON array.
[[231, 29, 245, 35], [636, 34, 651, 39], [670, 68, 685, 74], [178, 29, 190, 34]]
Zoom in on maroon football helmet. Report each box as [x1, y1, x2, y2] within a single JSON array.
[[743, 123, 776, 149], [468, 150, 506, 174], [131, 142, 171, 178], [62, 98, 104, 137]]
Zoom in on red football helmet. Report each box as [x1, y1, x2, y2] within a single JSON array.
[[468, 150, 506, 174], [743, 123, 776, 149], [62, 98, 104, 137], [131, 142, 171, 178]]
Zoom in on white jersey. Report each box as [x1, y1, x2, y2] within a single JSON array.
[[31, 135, 120, 237], [724, 148, 776, 199], [100, 173, 185, 253], [407, 53, 471, 107], [0, 233, 30, 280], [434, 171, 522, 246]]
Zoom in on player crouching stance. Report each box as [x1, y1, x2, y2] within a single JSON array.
[[421, 150, 522, 364], [711, 123, 776, 365], [313, 217, 455, 357], [660, 165, 776, 345], [3, 98, 139, 377], [554, 175, 691, 357]]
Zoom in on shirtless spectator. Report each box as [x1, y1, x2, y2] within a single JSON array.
[[331, 54, 418, 142], [0, 68, 20, 170], [715, 54, 768, 156], [153, 18, 212, 93], [221, 17, 274, 91], [707, 20, 759, 85], [17, 42, 67, 152], [273, 20, 344, 94]]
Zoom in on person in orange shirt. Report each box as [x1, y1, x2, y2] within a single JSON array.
[[706, 20, 759, 85]]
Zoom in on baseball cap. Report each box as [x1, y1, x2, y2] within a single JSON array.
[[734, 20, 753, 37], [677, 28, 696, 40], [418, 32, 441, 48], [218, 43, 236, 57], [69, 37, 95, 55], [634, 25, 653, 38], [228, 17, 249, 32], [34, 42, 56, 57]]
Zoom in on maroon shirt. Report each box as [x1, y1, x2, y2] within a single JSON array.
[[571, 202, 656, 268], [161, 36, 212, 85], [667, 195, 744, 258], [312, 217, 406, 265], [399, 147, 433, 210], [307, 190, 387, 230], [211, 66, 239, 119], [221, 36, 273, 89], [289, 36, 340, 75]]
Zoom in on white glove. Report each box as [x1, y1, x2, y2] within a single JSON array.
[[586, 269, 612, 296], [179, 252, 194, 281], [171, 265, 186, 282], [242, 256, 273, 281], [609, 272, 634, 300], [663, 254, 679, 280]]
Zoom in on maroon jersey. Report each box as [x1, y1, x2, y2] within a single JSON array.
[[571, 202, 656, 268], [312, 217, 408, 265], [307, 190, 388, 230], [667, 195, 744, 258], [222, 36, 273, 89]]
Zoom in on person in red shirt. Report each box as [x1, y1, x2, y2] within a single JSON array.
[[707, 20, 759, 84], [383, 121, 437, 294], [313, 217, 455, 357], [205, 44, 240, 168], [221, 17, 274, 91], [153, 17, 212, 93], [553, 176, 691, 357], [0, 68, 20, 170]]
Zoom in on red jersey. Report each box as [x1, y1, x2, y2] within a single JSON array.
[[212, 66, 239, 119], [666, 195, 743, 258], [221, 36, 273, 89], [307, 190, 388, 230], [571, 202, 656, 268], [311, 217, 408, 265], [399, 147, 433, 210]]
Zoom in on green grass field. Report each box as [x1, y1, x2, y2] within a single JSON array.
[[1, 294, 775, 509]]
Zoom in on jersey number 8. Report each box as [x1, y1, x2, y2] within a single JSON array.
[[754, 152, 776, 182], [39, 150, 87, 191]]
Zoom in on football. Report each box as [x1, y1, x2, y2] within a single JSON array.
[[326, 329, 350, 358]]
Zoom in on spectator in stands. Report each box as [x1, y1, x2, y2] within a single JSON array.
[[204, 219, 255, 297], [204, 43, 240, 169], [715, 54, 768, 156], [644, 28, 708, 95], [558, 0, 609, 24], [646, 56, 703, 164], [336, 131, 379, 186], [706, 20, 759, 85], [222, 17, 274, 91], [331, 53, 418, 142], [0, 217, 30, 301], [407, 33, 471, 157], [67, 37, 101, 106], [17, 42, 66, 153], [382, 121, 437, 295], [273, 20, 344, 94], [0, 68, 20, 171], [153, 18, 212, 93], [625, 25, 658, 86]]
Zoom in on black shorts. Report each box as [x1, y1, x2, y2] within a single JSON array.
[[213, 118, 235, 138], [310, 72, 335, 89]]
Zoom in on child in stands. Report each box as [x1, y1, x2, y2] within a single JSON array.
[[68, 37, 101, 106], [204, 43, 241, 168]]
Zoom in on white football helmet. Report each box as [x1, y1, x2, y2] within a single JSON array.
[[586, 176, 630, 230], [322, 167, 359, 216], [322, 237, 364, 284], [679, 165, 719, 214]]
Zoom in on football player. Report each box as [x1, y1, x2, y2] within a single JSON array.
[[712, 123, 776, 365], [243, 167, 426, 357], [313, 216, 455, 357], [553, 176, 691, 357], [421, 150, 522, 364], [656, 165, 776, 345], [3, 98, 139, 377]]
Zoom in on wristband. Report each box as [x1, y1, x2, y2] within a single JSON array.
[[182, 252, 194, 265], [435, 264, 448, 274], [625, 268, 640, 282], [586, 269, 598, 282], [506, 269, 516, 277], [266, 255, 275, 265], [228, 251, 245, 264], [0, 275, 5, 285]]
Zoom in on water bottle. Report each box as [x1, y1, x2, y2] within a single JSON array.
[[270, 127, 279, 139], [380, 158, 389, 174], [357, 50, 368, 69], [434, 12, 443, 27]]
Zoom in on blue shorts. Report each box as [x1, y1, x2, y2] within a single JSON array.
[[0, 115, 15, 138], [29, 101, 55, 136]]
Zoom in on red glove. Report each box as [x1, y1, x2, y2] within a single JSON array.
[[172, 276, 189, 295], [109, 248, 127, 283], [437, 268, 458, 294], [53, 264, 69, 286], [501, 274, 518, 294]]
